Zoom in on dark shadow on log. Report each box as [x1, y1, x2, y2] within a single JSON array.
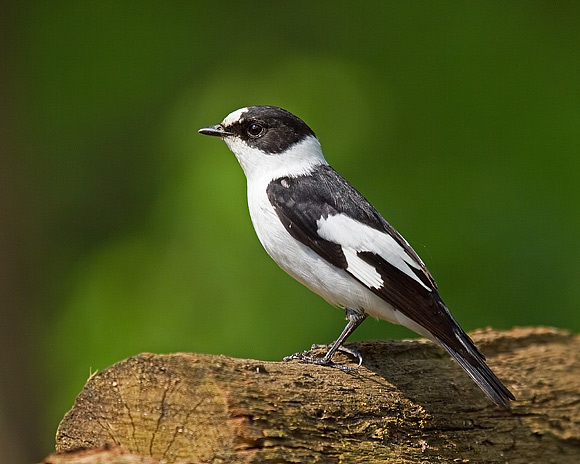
[[43, 327, 580, 464]]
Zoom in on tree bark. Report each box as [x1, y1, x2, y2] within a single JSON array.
[[46, 327, 579, 464]]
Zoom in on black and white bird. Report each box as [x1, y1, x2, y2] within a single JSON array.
[[198, 105, 514, 407]]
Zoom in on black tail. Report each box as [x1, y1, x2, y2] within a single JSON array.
[[436, 334, 515, 408]]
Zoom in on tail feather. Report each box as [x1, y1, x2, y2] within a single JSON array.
[[437, 337, 515, 408]]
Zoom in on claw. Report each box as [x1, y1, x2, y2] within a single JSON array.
[[282, 344, 362, 373], [310, 343, 364, 366]]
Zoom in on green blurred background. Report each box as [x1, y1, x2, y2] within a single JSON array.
[[2, 1, 579, 462]]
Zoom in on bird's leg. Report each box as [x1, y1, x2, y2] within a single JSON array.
[[283, 310, 367, 372], [316, 310, 367, 366]]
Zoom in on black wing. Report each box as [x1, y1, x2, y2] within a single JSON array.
[[267, 165, 435, 281]]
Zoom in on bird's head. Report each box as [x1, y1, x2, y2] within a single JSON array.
[[199, 105, 327, 181]]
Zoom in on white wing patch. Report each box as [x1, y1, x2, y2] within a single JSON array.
[[343, 248, 383, 288], [316, 213, 431, 291]]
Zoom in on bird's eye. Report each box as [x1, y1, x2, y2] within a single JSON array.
[[247, 123, 265, 137]]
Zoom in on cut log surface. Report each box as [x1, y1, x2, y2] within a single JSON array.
[[50, 327, 580, 464]]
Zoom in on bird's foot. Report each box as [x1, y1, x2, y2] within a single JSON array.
[[310, 343, 364, 366], [282, 344, 363, 374]]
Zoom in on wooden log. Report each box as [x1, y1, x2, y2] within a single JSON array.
[[48, 327, 579, 463]]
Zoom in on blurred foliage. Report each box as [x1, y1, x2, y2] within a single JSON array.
[[3, 1, 580, 461]]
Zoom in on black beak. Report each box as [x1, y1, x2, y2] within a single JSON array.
[[198, 124, 233, 137]]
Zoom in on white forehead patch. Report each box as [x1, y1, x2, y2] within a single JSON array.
[[221, 107, 249, 127]]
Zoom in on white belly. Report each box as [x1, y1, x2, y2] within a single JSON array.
[[247, 182, 401, 323]]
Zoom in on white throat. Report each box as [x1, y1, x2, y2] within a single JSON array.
[[225, 135, 328, 183]]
